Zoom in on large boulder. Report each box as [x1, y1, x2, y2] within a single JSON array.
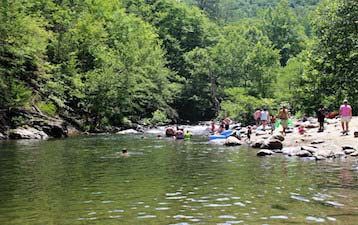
[[260, 139, 283, 150], [9, 127, 48, 140], [224, 136, 242, 146]]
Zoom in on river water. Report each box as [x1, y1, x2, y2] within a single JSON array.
[[0, 134, 357, 224]]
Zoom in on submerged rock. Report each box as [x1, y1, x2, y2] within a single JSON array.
[[251, 140, 264, 148]]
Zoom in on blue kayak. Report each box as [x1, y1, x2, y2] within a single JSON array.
[[209, 130, 234, 140]]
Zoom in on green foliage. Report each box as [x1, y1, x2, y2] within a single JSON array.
[[37, 101, 57, 116], [150, 110, 169, 125], [261, 0, 307, 66], [220, 87, 274, 124]]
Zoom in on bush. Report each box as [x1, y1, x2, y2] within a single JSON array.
[[37, 101, 57, 116], [150, 110, 169, 125]]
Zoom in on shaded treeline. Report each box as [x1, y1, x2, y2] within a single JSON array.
[[0, 0, 356, 130]]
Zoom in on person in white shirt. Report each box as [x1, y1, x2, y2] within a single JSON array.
[[260, 108, 269, 131]]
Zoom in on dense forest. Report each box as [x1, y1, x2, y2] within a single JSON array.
[[0, 0, 357, 131]]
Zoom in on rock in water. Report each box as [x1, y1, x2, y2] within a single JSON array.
[[251, 140, 264, 148], [257, 150, 273, 156], [296, 150, 312, 157], [117, 129, 139, 134], [260, 139, 283, 150], [224, 136, 242, 146], [301, 146, 318, 154], [9, 127, 48, 140]]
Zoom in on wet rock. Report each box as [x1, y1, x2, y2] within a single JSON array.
[[224, 136, 242, 146], [272, 149, 283, 153], [296, 150, 312, 157], [0, 132, 6, 139], [354, 131, 358, 138], [350, 151, 358, 157], [314, 155, 326, 160], [257, 150, 273, 156], [311, 140, 325, 144], [342, 145, 355, 150], [260, 139, 283, 150], [334, 151, 346, 158], [344, 149, 356, 155], [269, 134, 285, 142], [314, 149, 335, 158], [9, 127, 48, 140], [301, 146, 318, 154], [282, 147, 300, 156], [117, 129, 140, 134], [251, 140, 264, 148]]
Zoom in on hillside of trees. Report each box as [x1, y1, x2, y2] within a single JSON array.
[[1, 0, 356, 131]]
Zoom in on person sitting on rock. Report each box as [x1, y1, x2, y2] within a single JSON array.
[[229, 131, 241, 140]]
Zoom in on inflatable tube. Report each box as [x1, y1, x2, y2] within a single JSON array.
[[220, 130, 234, 137], [209, 135, 226, 140], [209, 130, 234, 140]]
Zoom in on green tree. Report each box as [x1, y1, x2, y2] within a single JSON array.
[[262, 0, 307, 66]]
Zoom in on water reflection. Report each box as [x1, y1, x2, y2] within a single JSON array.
[[0, 135, 357, 224]]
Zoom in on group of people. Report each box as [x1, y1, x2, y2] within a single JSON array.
[[254, 106, 290, 135], [165, 126, 192, 140], [210, 117, 232, 134]]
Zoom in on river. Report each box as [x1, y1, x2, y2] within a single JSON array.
[[0, 134, 357, 224]]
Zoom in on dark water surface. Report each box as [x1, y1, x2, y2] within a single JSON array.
[[0, 135, 357, 224]]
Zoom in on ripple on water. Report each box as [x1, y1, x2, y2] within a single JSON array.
[[219, 215, 237, 219], [306, 216, 325, 222], [204, 203, 232, 207], [137, 215, 157, 219], [108, 209, 124, 213], [325, 201, 344, 207], [290, 195, 310, 202], [270, 215, 289, 219], [233, 202, 246, 207], [155, 207, 170, 210]]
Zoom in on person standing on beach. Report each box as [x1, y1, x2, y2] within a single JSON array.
[[316, 105, 326, 132], [277, 105, 289, 135], [260, 108, 269, 131], [339, 100, 352, 135], [254, 109, 261, 127]]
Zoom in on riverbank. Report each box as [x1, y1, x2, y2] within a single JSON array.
[[250, 116, 358, 159]]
